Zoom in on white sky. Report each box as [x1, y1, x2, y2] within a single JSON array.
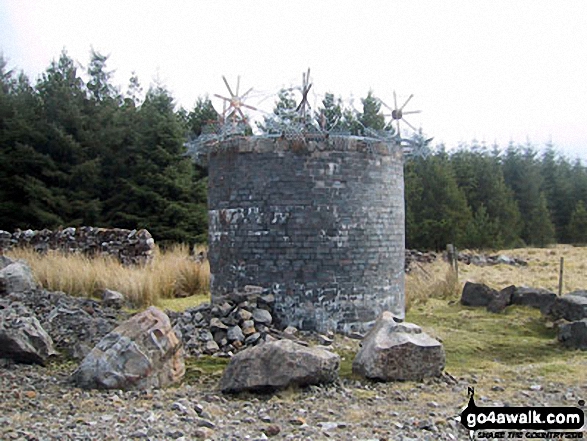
[[1, 0, 587, 158]]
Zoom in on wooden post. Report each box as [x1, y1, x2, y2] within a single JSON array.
[[558, 257, 564, 297], [454, 246, 459, 281]]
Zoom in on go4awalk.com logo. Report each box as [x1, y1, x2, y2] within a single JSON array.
[[460, 387, 585, 439]]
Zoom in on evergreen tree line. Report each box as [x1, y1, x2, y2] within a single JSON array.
[[0, 50, 217, 245], [2, 50, 587, 250], [406, 142, 587, 250]]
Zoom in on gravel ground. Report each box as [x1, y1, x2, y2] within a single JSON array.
[[1, 359, 586, 441]]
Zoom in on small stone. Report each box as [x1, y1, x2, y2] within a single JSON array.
[[210, 317, 228, 330], [259, 293, 275, 306], [204, 340, 220, 354], [530, 384, 542, 391], [241, 320, 256, 335], [318, 421, 339, 431], [317, 334, 333, 346], [193, 427, 214, 439], [218, 302, 233, 317], [290, 417, 306, 426], [237, 309, 253, 322], [227, 325, 245, 343], [283, 325, 298, 335], [245, 332, 262, 345], [198, 330, 214, 342], [263, 425, 281, 437], [252, 308, 272, 325], [196, 418, 216, 429], [24, 390, 37, 399]]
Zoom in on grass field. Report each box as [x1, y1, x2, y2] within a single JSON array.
[[405, 245, 587, 384]]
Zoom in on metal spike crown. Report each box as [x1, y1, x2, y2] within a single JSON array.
[[214, 75, 257, 124], [380, 91, 422, 137]]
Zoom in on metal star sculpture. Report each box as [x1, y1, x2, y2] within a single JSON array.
[[380, 91, 422, 136], [214, 75, 257, 124], [295, 68, 312, 120]]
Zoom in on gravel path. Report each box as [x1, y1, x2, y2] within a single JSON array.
[[2, 359, 585, 440]]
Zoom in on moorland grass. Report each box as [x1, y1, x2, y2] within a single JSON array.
[[6, 244, 210, 307]]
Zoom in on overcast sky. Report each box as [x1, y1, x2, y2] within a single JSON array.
[[1, 0, 587, 158]]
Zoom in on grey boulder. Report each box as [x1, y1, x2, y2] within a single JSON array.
[[547, 294, 587, 321], [0, 302, 57, 364], [461, 282, 499, 307], [72, 306, 185, 390], [0, 261, 37, 295], [558, 319, 587, 350], [487, 285, 515, 313], [511, 287, 557, 313], [352, 311, 445, 381], [220, 339, 340, 393]]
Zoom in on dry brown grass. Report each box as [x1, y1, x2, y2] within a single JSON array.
[[6, 244, 210, 307], [457, 245, 587, 293], [405, 261, 460, 311]]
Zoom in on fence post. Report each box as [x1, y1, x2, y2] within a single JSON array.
[[558, 257, 564, 297]]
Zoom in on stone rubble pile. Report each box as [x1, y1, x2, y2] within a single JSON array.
[[461, 282, 587, 349], [1, 257, 129, 360], [0, 227, 155, 265], [167, 286, 314, 358]]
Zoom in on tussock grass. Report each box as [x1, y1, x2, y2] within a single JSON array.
[[6, 244, 210, 307], [405, 261, 460, 311]]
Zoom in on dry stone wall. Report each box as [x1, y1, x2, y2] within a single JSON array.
[[0, 227, 155, 265], [208, 135, 405, 335]]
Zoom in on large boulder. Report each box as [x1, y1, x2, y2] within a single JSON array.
[[0, 301, 57, 364], [487, 285, 515, 313], [0, 260, 37, 295], [219, 339, 340, 393], [547, 294, 587, 322], [511, 287, 557, 313], [72, 306, 185, 390], [352, 311, 445, 381], [558, 319, 587, 350], [461, 282, 500, 307]]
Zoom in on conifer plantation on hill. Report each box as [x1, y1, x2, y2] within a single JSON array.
[[2, 49, 587, 250]]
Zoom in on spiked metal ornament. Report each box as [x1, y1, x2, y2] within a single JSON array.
[[295, 68, 312, 119], [214, 75, 258, 124], [380, 91, 422, 137]]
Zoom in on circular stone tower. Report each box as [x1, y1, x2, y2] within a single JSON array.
[[207, 135, 405, 334]]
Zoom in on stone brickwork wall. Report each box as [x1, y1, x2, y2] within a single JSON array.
[[208, 135, 405, 334], [0, 227, 155, 265]]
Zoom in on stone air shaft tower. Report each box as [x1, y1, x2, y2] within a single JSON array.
[[207, 134, 405, 334]]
